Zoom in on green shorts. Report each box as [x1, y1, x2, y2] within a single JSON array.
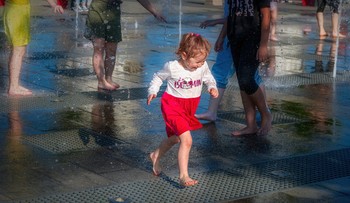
[[3, 2, 31, 46], [84, 0, 122, 43]]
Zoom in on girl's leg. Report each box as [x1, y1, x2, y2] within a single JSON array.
[[92, 38, 116, 90], [8, 46, 32, 96], [178, 131, 198, 186], [104, 42, 119, 89], [150, 136, 180, 176]]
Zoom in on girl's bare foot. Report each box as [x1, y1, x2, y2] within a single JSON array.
[[179, 176, 198, 187], [149, 152, 161, 176], [8, 86, 33, 96], [195, 112, 216, 121], [231, 126, 258, 136], [257, 111, 272, 136]]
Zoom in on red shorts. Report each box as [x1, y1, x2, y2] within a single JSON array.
[[161, 92, 202, 137]]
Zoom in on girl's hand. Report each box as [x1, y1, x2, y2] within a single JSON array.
[[209, 88, 219, 98], [54, 5, 64, 14], [147, 94, 157, 105]]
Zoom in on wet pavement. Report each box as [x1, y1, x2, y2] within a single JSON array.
[[0, 0, 350, 202]]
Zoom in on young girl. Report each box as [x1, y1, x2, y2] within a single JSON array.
[[147, 33, 218, 187]]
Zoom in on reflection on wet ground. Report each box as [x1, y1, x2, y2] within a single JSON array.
[[0, 0, 350, 202]]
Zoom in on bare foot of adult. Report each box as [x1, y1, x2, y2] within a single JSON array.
[[195, 112, 216, 122], [106, 80, 120, 89], [149, 152, 161, 176], [319, 32, 328, 37], [8, 86, 33, 96], [257, 112, 272, 136], [98, 81, 117, 91], [179, 176, 198, 187], [231, 126, 258, 136], [332, 33, 346, 38]]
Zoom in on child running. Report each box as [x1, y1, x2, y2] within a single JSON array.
[[147, 33, 218, 187]]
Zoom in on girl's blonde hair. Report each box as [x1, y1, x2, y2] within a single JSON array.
[[175, 33, 211, 59]]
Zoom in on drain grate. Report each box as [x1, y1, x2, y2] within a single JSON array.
[[16, 148, 350, 203], [22, 129, 127, 154], [218, 111, 304, 125]]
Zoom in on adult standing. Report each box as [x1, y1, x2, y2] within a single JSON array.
[[84, 0, 166, 91], [3, 0, 64, 96], [316, 0, 345, 38], [226, 0, 272, 136]]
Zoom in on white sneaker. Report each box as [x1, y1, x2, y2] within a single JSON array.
[[73, 6, 83, 12], [81, 5, 88, 11]]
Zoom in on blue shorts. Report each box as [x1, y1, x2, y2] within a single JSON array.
[[211, 37, 262, 89]]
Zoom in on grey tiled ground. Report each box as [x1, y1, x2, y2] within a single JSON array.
[[0, 0, 350, 202]]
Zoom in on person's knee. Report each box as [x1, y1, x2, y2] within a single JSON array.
[[169, 136, 181, 145], [179, 131, 192, 148], [239, 78, 258, 95]]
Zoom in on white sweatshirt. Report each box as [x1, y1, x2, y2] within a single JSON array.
[[148, 60, 217, 98]]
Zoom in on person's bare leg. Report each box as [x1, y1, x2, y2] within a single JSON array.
[[92, 38, 116, 90], [269, 4, 278, 41], [195, 88, 225, 121], [8, 46, 32, 96], [150, 135, 180, 176], [232, 91, 258, 136], [178, 130, 198, 186], [331, 13, 346, 38], [316, 12, 328, 36], [249, 88, 272, 136], [104, 42, 119, 89]]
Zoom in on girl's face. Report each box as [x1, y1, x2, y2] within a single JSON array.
[[182, 52, 207, 71]]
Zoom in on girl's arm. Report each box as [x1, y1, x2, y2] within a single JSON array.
[[257, 7, 270, 62], [147, 62, 171, 99], [202, 62, 218, 91]]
